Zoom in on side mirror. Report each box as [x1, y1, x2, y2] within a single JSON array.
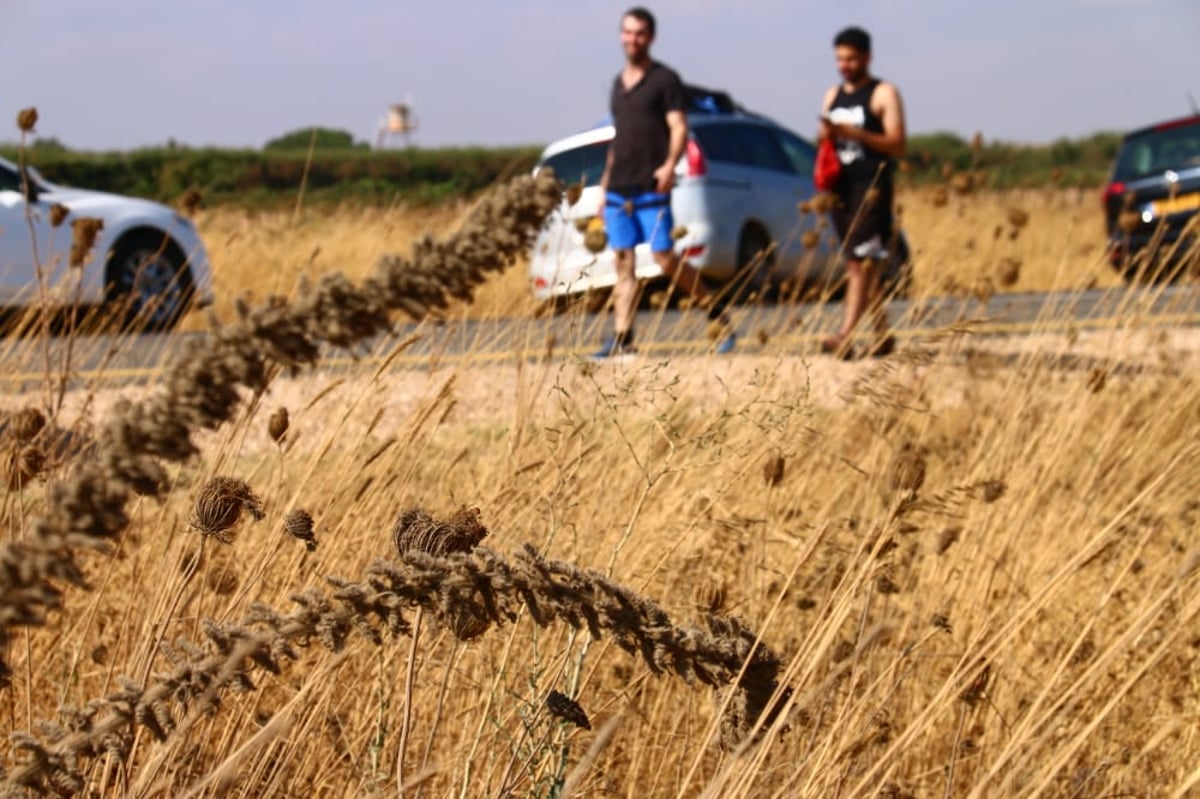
[[19, 167, 39, 203]]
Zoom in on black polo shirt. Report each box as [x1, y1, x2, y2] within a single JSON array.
[[607, 61, 686, 196]]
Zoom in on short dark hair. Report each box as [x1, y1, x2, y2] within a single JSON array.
[[624, 7, 656, 38], [834, 26, 871, 54]]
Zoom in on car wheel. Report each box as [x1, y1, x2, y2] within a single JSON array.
[[105, 231, 194, 332], [715, 224, 774, 306]]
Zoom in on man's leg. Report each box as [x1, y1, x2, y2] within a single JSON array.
[[612, 247, 638, 345]]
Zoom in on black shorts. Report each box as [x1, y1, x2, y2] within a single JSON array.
[[832, 179, 895, 260]]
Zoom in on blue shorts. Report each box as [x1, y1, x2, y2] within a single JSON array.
[[604, 191, 674, 254]]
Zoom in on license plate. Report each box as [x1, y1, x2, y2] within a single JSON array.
[[1152, 192, 1200, 216]]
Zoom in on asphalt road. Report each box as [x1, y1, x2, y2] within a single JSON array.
[[2, 284, 1199, 392]]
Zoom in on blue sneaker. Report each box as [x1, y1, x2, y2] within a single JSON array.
[[592, 336, 638, 361], [715, 330, 737, 355]]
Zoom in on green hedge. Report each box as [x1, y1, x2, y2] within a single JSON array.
[[0, 131, 1122, 210], [0, 143, 544, 209]]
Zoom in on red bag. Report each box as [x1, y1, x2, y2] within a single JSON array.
[[814, 137, 842, 192]]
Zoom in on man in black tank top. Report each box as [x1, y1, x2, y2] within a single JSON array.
[[818, 26, 907, 358]]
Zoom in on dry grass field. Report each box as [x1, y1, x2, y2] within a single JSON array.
[[2, 176, 1199, 798]]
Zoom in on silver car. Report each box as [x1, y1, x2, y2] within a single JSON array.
[[529, 90, 910, 307], [0, 155, 214, 330]]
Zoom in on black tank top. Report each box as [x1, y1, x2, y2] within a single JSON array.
[[828, 78, 892, 185]]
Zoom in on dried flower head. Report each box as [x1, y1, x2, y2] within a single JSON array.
[[763, 452, 785, 487], [583, 221, 608, 254], [1007, 207, 1030, 229], [190, 477, 266, 544], [573, 217, 590, 233], [978, 479, 1006, 503], [931, 186, 949, 208], [179, 189, 203, 217], [797, 199, 814, 214], [801, 230, 820, 250], [670, 225, 688, 241], [546, 690, 591, 730], [392, 506, 489, 558], [16, 107, 38, 133], [950, 173, 974, 195], [887, 442, 926, 495], [206, 564, 240, 595], [996, 256, 1021, 287], [1087, 367, 1107, 393], [970, 131, 984, 153], [48, 203, 69, 228], [284, 509, 317, 551], [811, 193, 836, 214], [755, 328, 770, 346], [937, 527, 962, 555], [959, 662, 991, 706], [564, 182, 583, 207], [70, 217, 104, 269], [6, 407, 46, 443], [4, 445, 45, 490], [267, 407, 289, 443]]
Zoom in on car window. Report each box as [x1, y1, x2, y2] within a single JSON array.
[[1114, 123, 1200, 181], [0, 163, 21, 193], [695, 123, 794, 174], [539, 140, 610, 187], [773, 129, 815, 178]]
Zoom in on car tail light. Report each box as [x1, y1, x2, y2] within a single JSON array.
[[1102, 181, 1125, 207], [685, 139, 707, 177]]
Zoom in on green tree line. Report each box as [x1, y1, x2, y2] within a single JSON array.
[[0, 126, 1121, 210]]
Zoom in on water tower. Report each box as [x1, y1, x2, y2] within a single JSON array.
[[375, 98, 418, 149]]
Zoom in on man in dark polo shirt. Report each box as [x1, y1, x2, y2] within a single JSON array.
[[593, 7, 735, 360]]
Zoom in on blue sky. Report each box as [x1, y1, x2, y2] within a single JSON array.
[[3, 0, 1198, 151]]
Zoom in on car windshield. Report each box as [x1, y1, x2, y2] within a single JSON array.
[[1114, 121, 1200, 181], [538, 140, 610, 187]]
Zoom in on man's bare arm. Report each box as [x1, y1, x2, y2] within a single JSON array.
[[654, 109, 688, 193]]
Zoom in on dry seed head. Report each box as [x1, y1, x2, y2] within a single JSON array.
[[1087, 367, 1107, 393], [583, 226, 608, 254], [392, 506, 489, 558], [811, 192, 836, 213], [959, 663, 991, 706], [70, 217, 104, 268], [573, 217, 590, 233], [950, 173, 974, 195], [887, 442, 927, 495], [206, 564, 240, 595], [7, 406, 46, 443], [937, 526, 961, 555], [970, 131, 984, 153], [797, 199, 814, 214], [670, 224, 688, 241], [267, 407, 289, 443], [48, 203, 70, 228], [564, 181, 583, 207], [763, 452, 786, 487], [16, 107, 38, 133], [190, 476, 266, 544], [546, 690, 591, 730], [941, 163, 955, 179], [755, 328, 770, 346], [1007, 207, 1030, 229], [801, 229, 820, 250], [179, 189, 203, 217], [694, 581, 728, 614], [978, 479, 1006, 503], [931, 186, 949, 208], [996, 256, 1021, 287], [284, 509, 317, 551], [4, 445, 45, 490]]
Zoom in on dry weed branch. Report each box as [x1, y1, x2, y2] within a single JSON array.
[[0, 171, 564, 681]]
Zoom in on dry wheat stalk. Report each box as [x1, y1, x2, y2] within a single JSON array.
[[2, 532, 782, 794], [0, 171, 564, 683]]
